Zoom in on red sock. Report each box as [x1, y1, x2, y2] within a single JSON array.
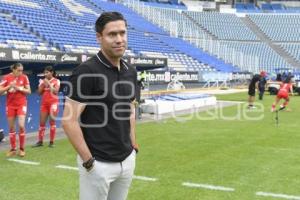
[[9, 132, 16, 150], [19, 128, 26, 150], [50, 121, 56, 143], [38, 125, 46, 142]]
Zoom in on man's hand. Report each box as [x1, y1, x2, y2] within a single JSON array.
[[132, 143, 139, 153]]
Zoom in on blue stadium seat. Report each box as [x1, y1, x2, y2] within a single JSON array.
[[0, 0, 299, 73]]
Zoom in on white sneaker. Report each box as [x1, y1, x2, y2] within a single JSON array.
[[248, 105, 256, 109]]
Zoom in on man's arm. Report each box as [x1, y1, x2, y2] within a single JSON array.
[[130, 102, 138, 151], [61, 97, 93, 162], [255, 81, 259, 89]]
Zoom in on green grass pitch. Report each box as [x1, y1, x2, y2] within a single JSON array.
[[1, 92, 300, 200]]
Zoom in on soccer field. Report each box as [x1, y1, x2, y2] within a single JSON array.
[[1, 92, 300, 200]]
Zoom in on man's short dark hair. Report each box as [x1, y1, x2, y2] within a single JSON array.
[[95, 12, 127, 34]]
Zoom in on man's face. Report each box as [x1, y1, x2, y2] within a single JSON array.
[[97, 20, 127, 60]]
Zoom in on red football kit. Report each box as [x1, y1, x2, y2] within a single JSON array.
[[277, 83, 292, 99], [37, 78, 60, 144], [0, 73, 30, 152], [0, 73, 29, 117], [39, 78, 60, 115]]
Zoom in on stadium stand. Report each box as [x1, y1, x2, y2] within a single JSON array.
[[141, 1, 186, 10], [218, 41, 294, 72], [248, 14, 300, 42], [123, 2, 238, 71], [185, 11, 259, 41], [47, 0, 98, 26], [0, 13, 45, 49], [124, 0, 299, 71], [153, 34, 236, 72], [280, 43, 300, 62], [285, 6, 300, 13], [235, 2, 300, 13], [0, 0, 98, 52], [235, 3, 262, 13]]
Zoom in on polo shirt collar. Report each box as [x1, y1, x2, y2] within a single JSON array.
[[96, 51, 128, 71]]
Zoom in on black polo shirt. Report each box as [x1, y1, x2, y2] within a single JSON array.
[[249, 74, 261, 89], [69, 51, 137, 162]]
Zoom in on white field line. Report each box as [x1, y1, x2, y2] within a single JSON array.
[[6, 161, 300, 198], [218, 100, 245, 104], [256, 192, 300, 200], [133, 175, 158, 182], [55, 165, 78, 171], [182, 182, 235, 192], [7, 158, 40, 165]]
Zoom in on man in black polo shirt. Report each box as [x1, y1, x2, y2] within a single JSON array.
[[248, 73, 261, 109], [62, 12, 138, 200], [258, 71, 267, 100]]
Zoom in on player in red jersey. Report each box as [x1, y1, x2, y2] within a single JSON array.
[[0, 63, 31, 157], [271, 77, 294, 112], [32, 66, 60, 148]]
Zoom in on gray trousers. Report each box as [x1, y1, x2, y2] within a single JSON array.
[[77, 151, 136, 200]]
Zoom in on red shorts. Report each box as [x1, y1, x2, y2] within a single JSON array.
[[6, 105, 27, 117], [40, 102, 59, 116], [277, 90, 288, 99]]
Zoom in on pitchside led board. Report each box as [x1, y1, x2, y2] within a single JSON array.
[[0, 48, 167, 70], [146, 71, 200, 84]]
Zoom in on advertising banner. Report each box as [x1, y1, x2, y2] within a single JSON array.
[[0, 48, 168, 68], [145, 71, 199, 83]]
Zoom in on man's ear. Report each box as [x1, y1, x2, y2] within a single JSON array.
[[96, 32, 102, 43]]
